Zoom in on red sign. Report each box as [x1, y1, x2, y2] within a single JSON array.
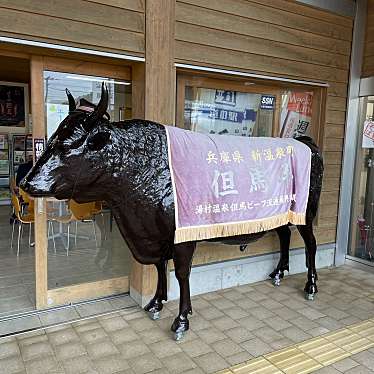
[[287, 92, 313, 116]]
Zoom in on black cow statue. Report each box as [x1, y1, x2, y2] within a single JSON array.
[[21, 84, 323, 340]]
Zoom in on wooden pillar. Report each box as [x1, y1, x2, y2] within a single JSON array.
[[31, 56, 48, 309], [129, 0, 175, 307]]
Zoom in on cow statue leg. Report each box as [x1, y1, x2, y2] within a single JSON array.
[[144, 260, 168, 320], [269, 225, 291, 286], [171, 242, 195, 341], [297, 223, 318, 300]]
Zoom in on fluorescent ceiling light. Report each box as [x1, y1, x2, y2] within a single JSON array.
[[65, 75, 130, 85]]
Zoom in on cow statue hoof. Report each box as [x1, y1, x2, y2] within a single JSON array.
[[269, 269, 285, 287], [171, 315, 189, 341], [144, 298, 163, 320], [304, 274, 318, 301]]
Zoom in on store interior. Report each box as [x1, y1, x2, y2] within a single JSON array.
[[0, 56, 132, 318]]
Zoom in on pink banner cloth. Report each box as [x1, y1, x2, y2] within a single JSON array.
[[165, 126, 311, 244]]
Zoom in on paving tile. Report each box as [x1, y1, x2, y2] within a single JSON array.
[[209, 298, 236, 310], [63, 354, 96, 374], [48, 327, 80, 346], [24, 355, 63, 374], [20, 341, 54, 361], [163, 352, 197, 374], [252, 326, 284, 344], [0, 341, 20, 358], [332, 357, 360, 372], [264, 316, 292, 332], [138, 327, 170, 344], [212, 338, 244, 358], [198, 307, 225, 321], [76, 301, 113, 318], [196, 327, 227, 345], [345, 365, 373, 374], [225, 351, 253, 366], [149, 339, 183, 358], [92, 354, 130, 374], [314, 367, 341, 373], [54, 341, 88, 360], [248, 307, 276, 321], [225, 327, 255, 344], [192, 352, 229, 374], [118, 340, 151, 359], [0, 316, 41, 336], [291, 316, 319, 331], [211, 316, 240, 331], [0, 355, 25, 374], [223, 307, 249, 320], [79, 327, 108, 344], [280, 326, 312, 343], [240, 337, 273, 357], [180, 339, 213, 358], [352, 350, 374, 370], [128, 353, 163, 374], [269, 338, 294, 351], [127, 317, 156, 332], [110, 327, 139, 345], [86, 339, 120, 359], [99, 315, 129, 332], [325, 329, 374, 354], [237, 316, 265, 331]]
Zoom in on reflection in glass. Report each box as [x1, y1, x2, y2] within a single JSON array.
[[184, 87, 274, 137], [43, 71, 132, 289], [349, 96, 374, 261]]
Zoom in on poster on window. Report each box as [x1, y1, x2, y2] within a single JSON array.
[[280, 91, 313, 138], [185, 88, 265, 137], [0, 83, 27, 127], [46, 104, 69, 139], [362, 120, 374, 148]]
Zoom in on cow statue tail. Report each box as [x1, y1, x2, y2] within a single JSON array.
[[295, 136, 324, 222]]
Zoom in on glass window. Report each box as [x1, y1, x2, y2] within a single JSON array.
[[44, 71, 131, 139], [183, 86, 275, 137], [349, 96, 374, 261], [280, 90, 314, 138], [43, 71, 132, 289]]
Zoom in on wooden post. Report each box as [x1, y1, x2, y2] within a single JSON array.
[[129, 0, 175, 307], [31, 55, 48, 309]]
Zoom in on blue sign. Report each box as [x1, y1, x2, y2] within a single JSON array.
[[260, 95, 275, 110]]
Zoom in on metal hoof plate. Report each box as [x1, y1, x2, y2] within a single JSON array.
[[272, 278, 281, 287], [147, 311, 160, 320], [174, 331, 185, 341], [305, 292, 315, 301]]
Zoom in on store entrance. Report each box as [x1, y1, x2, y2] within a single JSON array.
[[349, 96, 374, 262], [0, 55, 36, 318]]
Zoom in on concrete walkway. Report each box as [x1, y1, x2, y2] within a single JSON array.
[[0, 265, 374, 374]]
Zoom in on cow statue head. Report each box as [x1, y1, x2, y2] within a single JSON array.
[[21, 84, 113, 202]]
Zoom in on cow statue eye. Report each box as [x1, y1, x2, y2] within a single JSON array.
[[86, 131, 111, 151]]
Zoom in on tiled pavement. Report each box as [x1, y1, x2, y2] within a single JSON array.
[[1, 264, 374, 374]]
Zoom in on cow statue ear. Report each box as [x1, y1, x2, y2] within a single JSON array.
[[87, 131, 111, 151]]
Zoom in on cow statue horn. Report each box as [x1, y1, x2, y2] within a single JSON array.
[[66, 89, 76, 112], [95, 82, 109, 119]]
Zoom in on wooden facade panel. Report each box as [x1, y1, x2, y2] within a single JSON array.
[[322, 177, 341, 192], [324, 165, 342, 179], [363, 0, 374, 77], [324, 125, 345, 139], [326, 110, 347, 125], [175, 2, 351, 56], [175, 23, 349, 70], [319, 203, 339, 219], [0, 7, 144, 55], [326, 83, 349, 98], [0, 0, 144, 33], [324, 151, 342, 165], [248, 0, 353, 28], [178, 0, 352, 41], [326, 96, 347, 112], [320, 191, 339, 205], [323, 138, 344, 152], [175, 41, 348, 83], [87, 0, 144, 12]]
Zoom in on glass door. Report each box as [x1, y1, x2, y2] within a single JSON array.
[[349, 96, 374, 261], [33, 57, 133, 308]]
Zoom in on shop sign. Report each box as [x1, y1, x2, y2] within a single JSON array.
[[34, 138, 45, 161], [362, 120, 374, 148], [260, 95, 275, 110]]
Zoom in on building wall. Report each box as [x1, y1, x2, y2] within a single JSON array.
[[363, 0, 374, 77], [0, 0, 145, 57], [175, 0, 353, 265]]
